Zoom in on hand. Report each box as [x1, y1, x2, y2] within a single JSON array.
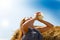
[[25, 17, 32, 21], [21, 17, 32, 24], [34, 12, 43, 20]]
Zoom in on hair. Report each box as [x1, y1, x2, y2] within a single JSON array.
[[20, 18, 26, 26], [11, 17, 54, 40], [11, 18, 26, 40]]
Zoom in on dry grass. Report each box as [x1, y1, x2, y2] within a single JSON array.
[[42, 26, 60, 40], [11, 26, 60, 40]]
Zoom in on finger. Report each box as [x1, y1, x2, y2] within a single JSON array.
[[30, 17, 32, 19], [25, 17, 31, 21], [25, 17, 28, 20], [36, 12, 41, 15]]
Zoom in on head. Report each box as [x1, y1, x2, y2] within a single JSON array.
[[20, 17, 33, 27]]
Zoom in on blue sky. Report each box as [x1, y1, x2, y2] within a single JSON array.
[[0, 0, 60, 40]]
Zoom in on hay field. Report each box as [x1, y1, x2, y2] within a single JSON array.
[[11, 26, 60, 40], [42, 26, 60, 40]]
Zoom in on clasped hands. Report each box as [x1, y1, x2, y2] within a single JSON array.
[[25, 12, 43, 21]]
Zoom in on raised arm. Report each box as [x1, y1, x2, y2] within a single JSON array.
[[38, 19, 54, 28], [34, 12, 54, 32], [35, 19, 54, 33], [21, 17, 35, 34], [35, 12, 54, 27]]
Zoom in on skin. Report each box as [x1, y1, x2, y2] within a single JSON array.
[[21, 12, 54, 34], [11, 12, 54, 40], [19, 12, 54, 40]]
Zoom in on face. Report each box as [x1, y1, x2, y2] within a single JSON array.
[[25, 17, 32, 21], [21, 17, 32, 26], [24, 17, 34, 28]]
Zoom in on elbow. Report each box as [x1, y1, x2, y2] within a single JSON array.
[[48, 24, 54, 28], [49, 23, 54, 27], [50, 24, 54, 27]]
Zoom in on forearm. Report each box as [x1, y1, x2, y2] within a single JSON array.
[[22, 18, 35, 27], [21, 18, 35, 34], [38, 19, 54, 27]]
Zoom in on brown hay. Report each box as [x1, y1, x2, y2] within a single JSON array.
[[11, 26, 60, 40]]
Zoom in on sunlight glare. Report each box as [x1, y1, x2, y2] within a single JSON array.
[[1, 19, 10, 28]]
